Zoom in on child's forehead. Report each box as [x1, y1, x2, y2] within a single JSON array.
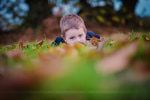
[[66, 28, 85, 33], [64, 28, 86, 38]]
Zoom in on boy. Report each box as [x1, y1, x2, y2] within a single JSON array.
[[51, 14, 104, 50]]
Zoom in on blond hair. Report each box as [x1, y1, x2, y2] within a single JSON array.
[[60, 14, 87, 37]]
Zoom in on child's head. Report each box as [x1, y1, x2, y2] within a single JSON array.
[[60, 14, 87, 44]]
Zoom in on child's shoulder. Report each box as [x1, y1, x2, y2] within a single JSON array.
[[51, 36, 65, 46], [86, 31, 100, 40]]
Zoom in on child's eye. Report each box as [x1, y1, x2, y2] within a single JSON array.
[[70, 36, 75, 40], [79, 34, 82, 37]]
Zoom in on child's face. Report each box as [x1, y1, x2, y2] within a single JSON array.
[[64, 28, 86, 44]]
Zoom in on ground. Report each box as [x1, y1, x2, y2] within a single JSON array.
[[0, 16, 150, 100]]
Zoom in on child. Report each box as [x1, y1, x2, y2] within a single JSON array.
[[51, 14, 104, 50]]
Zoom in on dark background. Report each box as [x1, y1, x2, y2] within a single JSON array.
[[0, 0, 150, 45]]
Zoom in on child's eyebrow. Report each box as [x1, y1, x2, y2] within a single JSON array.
[[70, 36, 75, 39]]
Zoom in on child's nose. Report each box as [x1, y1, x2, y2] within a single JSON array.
[[76, 37, 81, 42]]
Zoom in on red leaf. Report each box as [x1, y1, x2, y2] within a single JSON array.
[[90, 37, 101, 46], [144, 36, 149, 41], [37, 40, 44, 46], [19, 42, 24, 49]]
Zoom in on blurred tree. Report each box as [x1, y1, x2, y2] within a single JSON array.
[[75, 0, 144, 27], [118, 0, 138, 26], [0, 0, 55, 32], [0, 0, 149, 32], [22, 0, 55, 29], [78, 0, 92, 14], [0, 0, 27, 32], [122, 0, 138, 14]]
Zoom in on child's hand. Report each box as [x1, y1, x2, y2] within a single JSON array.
[[97, 37, 105, 51], [90, 37, 101, 46]]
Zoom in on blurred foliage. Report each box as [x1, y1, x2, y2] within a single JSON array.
[[0, 0, 150, 32], [75, 0, 150, 28], [0, 0, 55, 32], [0, 0, 27, 31], [21, 0, 55, 29], [0, 32, 150, 99]]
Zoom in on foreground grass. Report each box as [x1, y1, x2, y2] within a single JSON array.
[[0, 32, 150, 100]]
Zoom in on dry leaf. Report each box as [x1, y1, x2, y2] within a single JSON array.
[[6, 49, 24, 60], [143, 35, 149, 41], [38, 53, 63, 77], [74, 42, 85, 50], [37, 40, 44, 46], [96, 41, 139, 74], [19, 41, 24, 49], [90, 37, 101, 46]]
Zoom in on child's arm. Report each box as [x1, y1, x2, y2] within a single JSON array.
[[86, 31, 100, 40], [51, 36, 65, 47], [86, 31, 105, 51], [97, 38, 105, 51], [89, 37, 105, 51]]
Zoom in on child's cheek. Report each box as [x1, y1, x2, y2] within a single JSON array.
[[80, 36, 86, 43], [71, 39, 78, 44], [66, 39, 74, 44]]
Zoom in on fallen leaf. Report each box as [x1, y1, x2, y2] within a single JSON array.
[[90, 37, 101, 46], [38, 52, 63, 78], [74, 42, 85, 50], [96, 41, 139, 74], [143, 35, 149, 41], [19, 42, 24, 49], [37, 40, 44, 46], [6, 49, 25, 60]]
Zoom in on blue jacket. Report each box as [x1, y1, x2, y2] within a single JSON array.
[[51, 31, 100, 46]]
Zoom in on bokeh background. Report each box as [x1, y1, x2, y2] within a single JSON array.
[[0, 0, 150, 45], [0, 1, 150, 100]]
